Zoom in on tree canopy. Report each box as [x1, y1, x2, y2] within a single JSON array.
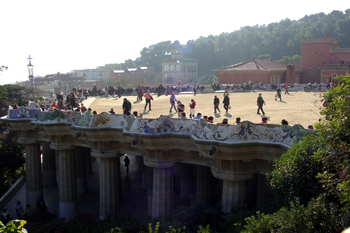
[[133, 10, 350, 83]]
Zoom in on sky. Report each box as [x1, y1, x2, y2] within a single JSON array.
[[0, 0, 348, 85]]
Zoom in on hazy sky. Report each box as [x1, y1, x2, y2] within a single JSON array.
[[0, 0, 348, 85]]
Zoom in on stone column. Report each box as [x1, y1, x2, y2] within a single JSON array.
[[146, 166, 153, 216], [152, 167, 174, 218], [42, 142, 56, 187], [136, 156, 147, 189], [92, 151, 121, 220], [222, 180, 247, 213], [52, 144, 78, 219], [25, 143, 43, 209], [196, 165, 211, 202], [84, 148, 93, 175], [180, 164, 194, 199], [74, 147, 87, 194], [256, 174, 266, 209]]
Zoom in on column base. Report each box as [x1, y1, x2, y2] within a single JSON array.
[[147, 195, 153, 216], [59, 201, 78, 219]]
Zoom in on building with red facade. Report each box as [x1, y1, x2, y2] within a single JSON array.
[[300, 35, 350, 84], [214, 35, 350, 84]]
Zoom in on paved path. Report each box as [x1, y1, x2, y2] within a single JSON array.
[[89, 90, 324, 128]]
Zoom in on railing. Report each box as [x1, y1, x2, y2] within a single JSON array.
[[5, 108, 313, 147]]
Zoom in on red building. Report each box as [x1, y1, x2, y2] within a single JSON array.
[[215, 35, 350, 84], [214, 59, 301, 84], [301, 35, 350, 83]]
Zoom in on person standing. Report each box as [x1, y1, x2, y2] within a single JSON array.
[[223, 93, 230, 113], [257, 93, 266, 115], [193, 85, 197, 96], [169, 93, 177, 113], [213, 95, 220, 113], [189, 99, 196, 118], [284, 83, 289, 94], [144, 90, 153, 111], [122, 98, 132, 114], [15, 201, 23, 218]]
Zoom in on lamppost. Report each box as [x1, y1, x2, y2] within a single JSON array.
[[27, 55, 35, 96]]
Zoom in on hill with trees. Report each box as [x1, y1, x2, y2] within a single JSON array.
[[134, 9, 350, 83]]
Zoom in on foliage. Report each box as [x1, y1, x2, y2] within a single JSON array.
[[0, 220, 27, 233], [0, 121, 25, 196], [243, 196, 347, 233], [313, 75, 350, 206], [135, 10, 349, 81], [267, 134, 324, 207], [242, 75, 350, 232]]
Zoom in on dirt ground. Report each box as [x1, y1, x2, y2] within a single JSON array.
[[88, 90, 324, 128]]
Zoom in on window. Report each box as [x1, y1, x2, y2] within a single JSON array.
[[332, 73, 337, 78], [315, 52, 318, 57], [163, 65, 169, 71], [309, 65, 312, 70], [318, 66, 320, 69], [321, 52, 323, 56]]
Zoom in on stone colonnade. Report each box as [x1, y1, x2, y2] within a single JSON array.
[[25, 142, 268, 219]]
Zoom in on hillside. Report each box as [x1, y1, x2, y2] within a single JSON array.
[[134, 9, 350, 82]]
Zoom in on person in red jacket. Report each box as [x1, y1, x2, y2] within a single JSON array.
[[189, 99, 196, 118]]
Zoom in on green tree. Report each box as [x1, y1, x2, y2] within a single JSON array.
[[313, 75, 350, 206]]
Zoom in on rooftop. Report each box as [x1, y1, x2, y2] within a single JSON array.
[[217, 59, 287, 71]]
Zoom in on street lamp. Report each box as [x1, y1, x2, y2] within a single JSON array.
[[27, 55, 34, 87]]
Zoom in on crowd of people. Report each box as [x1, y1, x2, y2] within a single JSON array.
[[0, 198, 47, 224], [9, 81, 323, 129]]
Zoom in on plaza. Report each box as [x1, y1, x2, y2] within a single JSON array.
[[89, 90, 322, 128]]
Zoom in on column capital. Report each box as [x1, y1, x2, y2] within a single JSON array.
[[211, 166, 254, 181], [144, 158, 175, 168], [91, 150, 122, 158], [50, 143, 75, 151]]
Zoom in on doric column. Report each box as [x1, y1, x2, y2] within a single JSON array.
[[222, 180, 247, 213], [84, 147, 93, 175], [74, 147, 87, 194], [42, 142, 56, 187], [92, 151, 121, 220], [136, 156, 147, 189], [196, 165, 211, 202], [51, 144, 78, 219], [180, 164, 194, 199], [152, 166, 174, 218], [25, 143, 43, 210], [146, 166, 153, 216], [256, 174, 266, 209]]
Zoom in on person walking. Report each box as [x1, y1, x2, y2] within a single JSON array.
[[276, 86, 282, 101], [144, 90, 153, 111], [123, 98, 132, 114], [223, 93, 230, 113], [169, 93, 177, 113], [213, 95, 220, 113], [257, 93, 266, 115], [124, 156, 130, 172]]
